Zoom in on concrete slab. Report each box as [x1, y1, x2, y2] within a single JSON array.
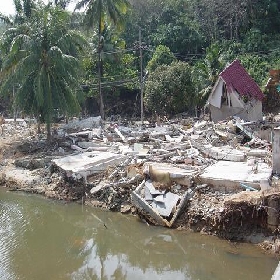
[[151, 192, 180, 216], [145, 186, 153, 201], [272, 261, 280, 280], [52, 152, 125, 178], [204, 145, 245, 161], [62, 116, 102, 131], [247, 149, 269, 158], [131, 181, 195, 227], [145, 180, 165, 195], [77, 141, 110, 151], [199, 160, 272, 191]]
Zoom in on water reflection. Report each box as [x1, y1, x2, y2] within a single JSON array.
[[0, 188, 278, 280]]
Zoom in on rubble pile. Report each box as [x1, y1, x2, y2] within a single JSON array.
[[1, 115, 280, 254]]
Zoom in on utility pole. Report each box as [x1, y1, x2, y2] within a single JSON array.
[[98, 16, 104, 120], [139, 27, 144, 124], [98, 44, 104, 119]]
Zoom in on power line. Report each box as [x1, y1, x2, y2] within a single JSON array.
[[82, 78, 138, 90], [102, 48, 135, 55]]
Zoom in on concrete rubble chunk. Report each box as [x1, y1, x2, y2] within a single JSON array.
[[90, 180, 108, 194], [62, 116, 102, 132], [165, 134, 184, 143], [114, 127, 126, 142], [145, 180, 165, 195], [131, 180, 196, 227], [247, 149, 269, 157], [52, 151, 125, 179], [151, 192, 180, 216], [145, 186, 153, 201], [203, 145, 246, 161], [77, 141, 110, 151], [199, 160, 272, 191], [153, 194, 165, 203]]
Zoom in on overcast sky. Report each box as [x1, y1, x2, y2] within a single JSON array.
[[0, 1, 17, 16], [0, 0, 78, 16]]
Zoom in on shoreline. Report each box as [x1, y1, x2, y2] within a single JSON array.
[[1, 119, 280, 257]]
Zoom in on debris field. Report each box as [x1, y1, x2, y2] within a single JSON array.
[[1, 115, 280, 255]]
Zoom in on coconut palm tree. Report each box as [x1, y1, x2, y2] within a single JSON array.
[[75, 0, 130, 119], [0, 4, 87, 141]]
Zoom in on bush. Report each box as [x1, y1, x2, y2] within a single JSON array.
[[144, 61, 195, 116]]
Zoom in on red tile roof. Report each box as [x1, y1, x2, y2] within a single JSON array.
[[220, 59, 264, 100]]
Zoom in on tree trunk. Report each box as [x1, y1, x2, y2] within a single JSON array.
[[37, 117, 41, 134], [47, 121, 51, 143], [46, 73, 52, 143]]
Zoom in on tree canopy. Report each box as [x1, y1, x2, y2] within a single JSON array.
[[0, 4, 87, 140], [0, 0, 280, 135]]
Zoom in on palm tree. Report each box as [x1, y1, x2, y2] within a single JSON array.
[[75, 0, 130, 119], [13, 0, 35, 23], [0, 4, 87, 141], [53, 0, 71, 10]]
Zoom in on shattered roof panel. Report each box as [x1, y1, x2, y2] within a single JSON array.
[[220, 60, 264, 101]]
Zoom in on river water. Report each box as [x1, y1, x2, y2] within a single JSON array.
[[0, 187, 278, 280]]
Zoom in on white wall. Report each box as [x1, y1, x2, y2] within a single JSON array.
[[209, 100, 263, 122]]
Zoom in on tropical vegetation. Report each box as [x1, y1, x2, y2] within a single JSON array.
[[0, 0, 280, 140]]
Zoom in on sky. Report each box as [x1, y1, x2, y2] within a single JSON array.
[[0, 0, 77, 16], [0, 0, 18, 16]]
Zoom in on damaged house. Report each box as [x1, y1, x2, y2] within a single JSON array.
[[207, 59, 264, 122]]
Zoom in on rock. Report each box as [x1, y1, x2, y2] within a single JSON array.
[[120, 204, 131, 214]]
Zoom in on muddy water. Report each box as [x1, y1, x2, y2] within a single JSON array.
[[0, 188, 278, 280]]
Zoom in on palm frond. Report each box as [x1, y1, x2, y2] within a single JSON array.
[[75, 0, 91, 11]]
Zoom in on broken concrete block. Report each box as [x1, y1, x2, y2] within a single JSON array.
[[215, 129, 228, 140], [199, 160, 272, 191], [77, 141, 109, 151], [151, 192, 180, 216], [203, 145, 245, 162], [52, 152, 125, 179], [62, 116, 102, 132], [145, 180, 166, 195], [165, 134, 184, 143], [68, 130, 93, 138], [114, 127, 126, 142], [131, 181, 196, 227], [145, 186, 153, 201], [90, 180, 109, 194], [247, 149, 269, 158], [153, 194, 165, 203]]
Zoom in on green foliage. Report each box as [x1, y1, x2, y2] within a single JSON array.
[[144, 61, 195, 116], [147, 45, 176, 72], [75, 0, 131, 119], [149, 0, 205, 55], [0, 5, 87, 140], [75, 0, 131, 32], [238, 55, 270, 91], [1, 0, 280, 122], [241, 29, 269, 53], [191, 42, 226, 106]]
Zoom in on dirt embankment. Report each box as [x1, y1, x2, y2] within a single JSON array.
[[1, 120, 280, 256]]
